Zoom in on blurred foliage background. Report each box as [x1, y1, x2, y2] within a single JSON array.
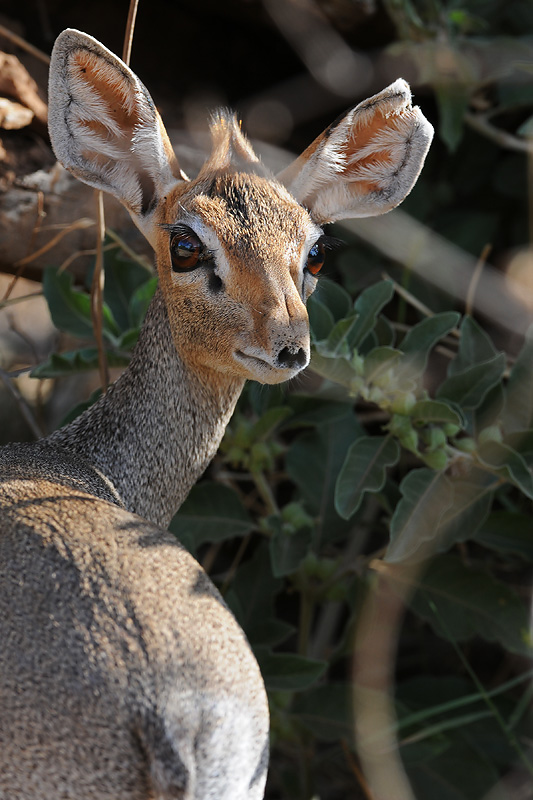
[[2, 1, 533, 798]]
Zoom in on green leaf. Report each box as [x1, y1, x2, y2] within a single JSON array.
[[363, 346, 403, 381], [435, 83, 469, 152], [129, 276, 158, 328], [335, 436, 400, 520], [410, 400, 464, 427], [387, 468, 497, 563], [102, 247, 153, 330], [448, 317, 499, 377], [307, 293, 334, 342], [474, 511, 533, 561], [30, 348, 129, 378], [116, 328, 140, 350], [286, 410, 364, 544], [224, 541, 282, 640], [292, 683, 354, 741], [169, 482, 254, 552], [386, 469, 454, 563], [254, 647, 327, 691], [406, 736, 504, 800], [436, 353, 506, 410], [43, 267, 120, 343], [477, 440, 533, 499], [503, 325, 533, 432], [409, 555, 533, 657], [349, 280, 395, 350], [310, 350, 358, 389], [401, 312, 460, 375], [269, 519, 313, 577], [59, 387, 102, 426], [318, 314, 358, 357], [434, 476, 494, 553], [251, 406, 293, 440], [246, 619, 295, 648], [313, 277, 352, 321]]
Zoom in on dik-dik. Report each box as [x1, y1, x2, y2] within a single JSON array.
[[0, 28, 433, 800]]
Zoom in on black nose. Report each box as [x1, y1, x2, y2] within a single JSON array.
[[277, 347, 308, 370]]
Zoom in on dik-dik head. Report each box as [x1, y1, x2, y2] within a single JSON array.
[[48, 29, 433, 385]]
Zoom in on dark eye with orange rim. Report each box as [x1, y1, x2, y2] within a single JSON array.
[[170, 230, 203, 272], [306, 240, 326, 276]]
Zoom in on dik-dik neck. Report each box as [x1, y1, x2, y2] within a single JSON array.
[[47, 289, 244, 528]]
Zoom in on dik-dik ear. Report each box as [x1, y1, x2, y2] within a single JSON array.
[[278, 79, 434, 224], [48, 29, 182, 244]]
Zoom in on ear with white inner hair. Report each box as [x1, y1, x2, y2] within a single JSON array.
[[48, 28, 182, 245], [277, 79, 434, 224]]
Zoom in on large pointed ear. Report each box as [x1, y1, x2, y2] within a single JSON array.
[[277, 79, 433, 224], [48, 29, 182, 242]]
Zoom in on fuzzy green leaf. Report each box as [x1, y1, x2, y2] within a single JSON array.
[[349, 280, 395, 350], [401, 312, 460, 374], [43, 267, 119, 342], [474, 511, 533, 560], [254, 647, 327, 691], [386, 469, 454, 563], [436, 353, 506, 410], [477, 440, 533, 499], [269, 519, 313, 577], [169, 482, 254, 552], [409, 555, 533, 657], [410, 400, 464, 427], [30, 348, 129, 378], [335, 436, 400, 520], [307, 294, 335, 342], [292, 683, 354, 741]]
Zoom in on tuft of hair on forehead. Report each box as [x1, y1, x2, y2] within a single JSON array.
[[201, 110, 267, 175]]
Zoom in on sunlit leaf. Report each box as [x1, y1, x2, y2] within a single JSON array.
[[43, 267, 120, 343], [386, 469, 454, 563], [410, 400, 464, 427]]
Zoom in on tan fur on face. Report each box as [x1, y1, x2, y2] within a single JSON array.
[[154, 161, 316, 384]]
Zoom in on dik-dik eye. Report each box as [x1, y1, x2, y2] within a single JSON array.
[[170, 230, 204, 272], [305, 240, 326, 276]]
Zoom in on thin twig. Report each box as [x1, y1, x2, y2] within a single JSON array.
[[465, 111, 533, 155], [3, 191, 46, 302], [11, 218, 95, 269], [466, 243, 492, 317], [106, 228, 152, 271], [58, 243, 118, 275], [381, 272, 434, 319], [341, 740, 375, 800], [0, 23, 50, 64], [0, 292, 43, 311], [91, 191, 109, 392], [0, 367, 44, 439], [122, 0, 140, 65], [221, 535, 252, 594]]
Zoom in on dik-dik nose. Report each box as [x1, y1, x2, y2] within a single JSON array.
[[276, 346, 308, 370]]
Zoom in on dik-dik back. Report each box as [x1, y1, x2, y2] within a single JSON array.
[[0, 29, 433, 800]]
